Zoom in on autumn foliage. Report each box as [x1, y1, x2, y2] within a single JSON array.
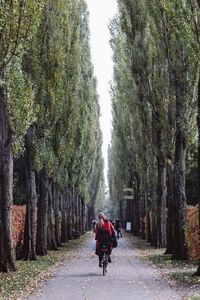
[[185, 206, 200, 260], [12, 205, 26, 259]]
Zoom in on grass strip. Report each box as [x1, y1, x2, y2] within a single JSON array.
[[0, 234, 89, 300], [129, 234, 200, 299]]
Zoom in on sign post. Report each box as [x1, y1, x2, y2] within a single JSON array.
[[126, 222, 131, 232]]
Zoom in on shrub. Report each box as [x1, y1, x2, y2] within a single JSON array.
[[12, 205, 26, 259], [185, 206, 200, 260]]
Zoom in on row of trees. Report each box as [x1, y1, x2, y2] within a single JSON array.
[[108, 0, 199, 264], [0, 0, 103, 272]]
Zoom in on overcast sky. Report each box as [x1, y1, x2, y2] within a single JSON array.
[[86, 0, 118, 186]]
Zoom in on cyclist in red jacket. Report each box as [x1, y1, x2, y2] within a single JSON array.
[[95, 212, 115, 267]]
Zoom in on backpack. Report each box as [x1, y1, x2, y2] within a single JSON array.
[[99, 228, 111, 246], [112, 234, 118, 248]]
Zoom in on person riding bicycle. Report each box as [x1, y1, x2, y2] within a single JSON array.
[[95, 212, 115, 267]]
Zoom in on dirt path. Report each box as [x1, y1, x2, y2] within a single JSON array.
[[27, 233, 183, 300]]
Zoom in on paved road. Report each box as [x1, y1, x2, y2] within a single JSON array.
[[28, 234, 182, 300]]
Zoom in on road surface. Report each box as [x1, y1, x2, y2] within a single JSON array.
[[28, 233, 182, 300]]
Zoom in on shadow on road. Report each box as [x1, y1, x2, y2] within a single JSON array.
[[55, 273, 102, 278]]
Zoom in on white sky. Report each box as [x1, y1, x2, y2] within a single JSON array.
[[86, 0, 118, 186]]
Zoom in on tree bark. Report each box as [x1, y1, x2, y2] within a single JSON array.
[[81, 198, 85, 234], [133, 171, 140, 236], [172, 51, 187, 260], [78, 196, 81, 232], [67, 187, 73, 239], [47, 181, 57, 250], [151, 152, 157, 247], [165, 88, 175, 254], [165, 41, 175, 254], [36, 168, 49, 256], [61, 190, 68, 243], [54, 185, 62, 246], [140, 174, 146, 240], [75, 192, 78, 231], [165, 160, 174, 254], [194, 74, 200, 275], [153, 99, 167, 249], [23, 126, 37, 260], [0, 70, 16, 272], [156, 156, 167, 248]]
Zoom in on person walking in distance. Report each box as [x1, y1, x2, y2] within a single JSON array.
[[91, 220, 96, 232], [115, 218, 122, 239], [95, 212, 115, 267]]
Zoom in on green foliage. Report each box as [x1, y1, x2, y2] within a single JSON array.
[[0, 0, 44, 69], [8, 58, 37, 155], [7, 0, 104, 204], [109, 0, 199, 219], [0, 235, 88, 299]]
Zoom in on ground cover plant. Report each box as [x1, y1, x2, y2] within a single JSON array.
[[0, 234, 89, 300]]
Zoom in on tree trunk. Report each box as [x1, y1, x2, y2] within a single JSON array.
[[141, 120, 149, 241], [144, 175, 151, 243], [23, 126, 37, 260], [165, 91, 175, 254], [75, 193, 78, 231], [81, 198, 85, 234], [194, 74, 200, 275], [154, 104, 167, 249], [78, 196, 81, 232], [36, 168, 49, 256], [0, 70, 16, 272], [67, 187, 73, 239], [54, 186, 62, 246], [77, 195, 80, 232], [165, 42, 175, 254], [61, 191, 68, 243], [133, 171, 140, 236], [119, 199, 124, 227], [165, 160, 174, 254], [172, 144, 187, 259], [156, 157, 167, 248], [172, 52, 187, 260], [72, 187, 76, 233], [151, 153, 157, 247], [125, 199, 132, 227], [47, 181, 57, 250], [85, 204, 89, 231], [141, 173, 146, 240]]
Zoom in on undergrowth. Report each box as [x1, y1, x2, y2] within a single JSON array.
[[0, 234, 88, 300]]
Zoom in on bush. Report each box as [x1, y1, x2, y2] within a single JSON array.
[[12, 205, 26, 259], [185, 206, 200, 260]]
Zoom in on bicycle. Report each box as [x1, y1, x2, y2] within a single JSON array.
[[100, 245, 109, 276]]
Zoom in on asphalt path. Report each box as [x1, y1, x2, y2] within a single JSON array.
[[27, 233, 182, 300]]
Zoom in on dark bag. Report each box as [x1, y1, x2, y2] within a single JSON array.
[[112, 235, 118, 248], [99, 228, 111, 247]]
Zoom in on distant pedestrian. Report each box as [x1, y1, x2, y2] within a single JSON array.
[[112, 220, 116, 227], [115, 219, 122, 239], [92, 220, 96, 232]]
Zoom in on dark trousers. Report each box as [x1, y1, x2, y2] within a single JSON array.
[[116, 229, 122, 239]]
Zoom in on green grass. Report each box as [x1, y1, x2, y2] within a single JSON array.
[[142, 249, 200, 284], [129, 234, 200, 300], [0, 235, 88, 300], [169, 270, 200, 284]]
